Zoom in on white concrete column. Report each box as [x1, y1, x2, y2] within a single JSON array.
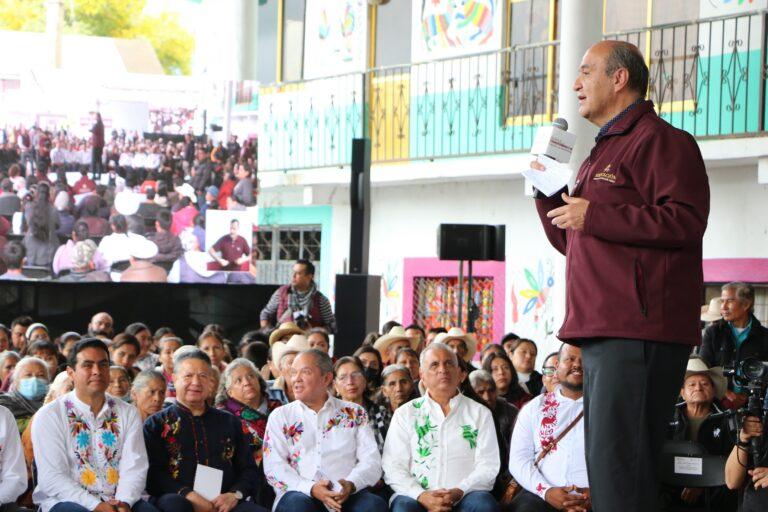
[[544, 0, 603, 352], [558, 0, 604, 168], [45, 0, 63, 69]]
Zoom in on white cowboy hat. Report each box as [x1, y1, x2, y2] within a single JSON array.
[[700, 297, 722, 323], [271, 334, 310, 367], [684, 357, 727, 400], [176, 183, 197, 203], [373, 326, 418, 357], [128, 237, 158, 260], [269, 322, 307, 346], [434, 327, 478, 361], [113, 191, 142, 216]]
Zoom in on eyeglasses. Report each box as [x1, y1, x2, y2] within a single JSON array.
[[542, 367, 556, 376], [336, 371, 363, 382]]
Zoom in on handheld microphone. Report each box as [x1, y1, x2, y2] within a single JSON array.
[[530, 117, 577, 164]]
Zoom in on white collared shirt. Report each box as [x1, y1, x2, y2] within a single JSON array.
[[0, 404, 27, 503], [31, 391, 148, 512], [263, 394, 381, 509], [382, 391, 499, 502], [509, 387, 588, 499]]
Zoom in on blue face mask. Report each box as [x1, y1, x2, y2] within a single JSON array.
[[18, 377, 48, 400]]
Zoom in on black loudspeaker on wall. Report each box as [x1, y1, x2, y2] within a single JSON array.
[[334, 274, 381, 357], [437, 224, 506, 261], [349, 138, 371, 274]]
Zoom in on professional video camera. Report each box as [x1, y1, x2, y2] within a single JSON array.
[[723, 357, 768, 466]]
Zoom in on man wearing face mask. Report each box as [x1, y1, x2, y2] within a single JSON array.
[[0, 356, 51, 433]]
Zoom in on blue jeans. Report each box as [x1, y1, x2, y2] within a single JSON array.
[[391, 491, 499, 512], [152, 494, 267, 512], [274, 490, 387, 512], [50, 500, 159, 512]]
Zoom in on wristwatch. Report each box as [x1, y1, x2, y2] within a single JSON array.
[[233, 491, 243, 501]]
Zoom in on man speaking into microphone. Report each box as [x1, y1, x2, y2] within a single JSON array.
[[531, 41, 709, 511]]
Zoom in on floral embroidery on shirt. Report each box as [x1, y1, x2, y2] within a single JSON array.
[[412, 405, 438, 491], [65, 398, 121, 496], [288, 449, 301, 470], [539, 392, 559, 453], [322, 406, 367, 434], [283, 421, 304, 443], [262, 432, 272, 457], [461, 425, 478, 449], [160, 411, 182, 479], [266, 475, 288, 493], [221, 437, 235, 463]]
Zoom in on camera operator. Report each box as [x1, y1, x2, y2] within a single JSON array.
[[725, 415, 768, 511], [259, 259, 337, 333], [700, 282, 768, 409]]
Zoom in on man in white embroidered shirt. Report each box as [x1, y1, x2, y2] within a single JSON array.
[[508, 343, 590, 511], [31, 338, 156, 512], [0, 403, 27, 509], [263, 349, 386, 512], [382, 342, 500, 512]]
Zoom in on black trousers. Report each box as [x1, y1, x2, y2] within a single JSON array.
[[91, 145, 104, 180], [581, 338, 690, 512]]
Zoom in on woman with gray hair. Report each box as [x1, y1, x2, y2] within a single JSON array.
[[131, 370, 167, 421], [0, 356, 50, 432], [217, 358, 281, 507]]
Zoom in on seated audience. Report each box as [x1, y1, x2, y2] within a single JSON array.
[[506, 339, 543, 396], [58, 240, 111, 282], [0, 241, 29, 281], [508, 343, 589, 512], [108, 366, 133, 402], [307, 327, 331, 353], [126, 323, 159, 372], [469, 369, 519, 505], [144, 349, 266, 512], [156, 336, 182, 399], [382, 342, 500, 512], [267, 335, 309, 404], [218, 359, 282, 507], [31, 338, 154, 512], [120, 238, 166, 283], [130, 370, 167, 421], [263, 349, 386, 512], [661, 357, 737, 511], [0, 356, 50, 432], [540, 352, 559, 394], [482, 352, 532, 409], [434, 327, 478, 364], [374, 326, 418, 364]]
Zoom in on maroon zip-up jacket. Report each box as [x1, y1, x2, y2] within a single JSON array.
[[535, 100, 710, 346]]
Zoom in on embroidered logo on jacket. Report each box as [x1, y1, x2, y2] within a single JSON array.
[[593, 163, 617, 183]]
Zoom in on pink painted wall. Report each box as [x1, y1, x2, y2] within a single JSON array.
[[402, 257, 506, 343], [703, 258, 768, 283]]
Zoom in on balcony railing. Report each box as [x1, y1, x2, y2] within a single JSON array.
[[606, 9, 768, 138], [257, 10, 768, 172]]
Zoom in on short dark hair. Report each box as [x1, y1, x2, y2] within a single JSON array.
[[501, 332, 520, 345], [428, 326, 447, 335], [239, 330, 268, 347], [3, 241, 25, 270], [110, 333, 141, 355], [604, 41, 649, 96], [125, 322, 150, 337], [334, 355, 365, 377], [154, 326, 174, 339], [381, 320, 401, 335], [307, 327, 330, 345], [156, 210, 172, 231], [173, 348, 211, 373], [242, 341, 269, 368], [295, 259, 315, 276], [353, 345, 383, 369], [10, 316, 33, 330], [404, 324, 425, 337], [110, 214, 127, 234], [509, 338, 538, 355], [67, 338, 110, 368], [395, 347, 419, 361], [27, 340, 59, 356], [230, 219, 239, 226], [145, 187, 156, 200]]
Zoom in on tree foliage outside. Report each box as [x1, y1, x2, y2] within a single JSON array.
[[0, 0, 194, 75]]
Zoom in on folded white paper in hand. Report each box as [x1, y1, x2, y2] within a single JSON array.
[[522, 154, 573, 197], [193, 464, 223, 501]]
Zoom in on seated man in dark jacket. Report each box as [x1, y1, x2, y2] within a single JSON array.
[[699, 282, 768, 409], [661, 357, 737, 511], [144, 349, 267, 512], [148, 210, 182, 265]]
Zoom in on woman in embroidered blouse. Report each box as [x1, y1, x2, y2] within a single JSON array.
[[217, 359, 281, 507], [482, 352, 532, 410]]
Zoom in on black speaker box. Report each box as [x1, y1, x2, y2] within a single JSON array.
[[334, 274, 381, 356], [438, 224, 505, 261]]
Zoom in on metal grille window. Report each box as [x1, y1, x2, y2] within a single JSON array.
[[253, 225, 321, 285]]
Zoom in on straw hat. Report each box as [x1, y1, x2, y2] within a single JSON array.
[[269, 322, 307, 346], [271, 334, 310, 367], [700, 298, 722, 322], [434, 327, 478, 361], [684, 358, 727, 400], [373, 326, 418, 357]]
